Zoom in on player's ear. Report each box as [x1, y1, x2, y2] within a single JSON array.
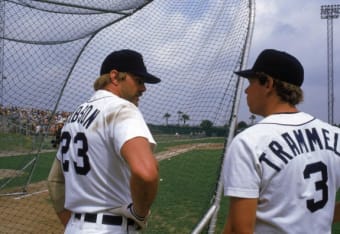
[[109, 70, 119, 85], [264, 76, 276, 97], [264, 76, 274, 89]]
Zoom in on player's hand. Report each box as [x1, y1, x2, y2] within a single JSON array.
[[109, 203, 150, 230]]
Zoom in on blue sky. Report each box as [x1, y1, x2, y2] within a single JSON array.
[[238, 0, 340, 124]]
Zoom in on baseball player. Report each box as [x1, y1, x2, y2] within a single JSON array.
[[222, 49, 340, 233], [48, 49, 160, 234]]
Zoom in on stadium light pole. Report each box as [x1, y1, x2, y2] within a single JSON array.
[[1, 76, 3, 106], [320, 4, 340, 125], [0, 0, 4, 107], [1, 76, 6, 107]]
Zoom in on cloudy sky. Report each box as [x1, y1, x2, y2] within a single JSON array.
[[3, 0, 339, 126], [237, 0, 340, 125]]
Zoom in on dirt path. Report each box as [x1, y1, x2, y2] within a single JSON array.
[[0, 149, 56, 157], [155, 143, 224, 161]]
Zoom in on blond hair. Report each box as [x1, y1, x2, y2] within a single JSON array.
[[273, 79, 304, 105], [93, 72, 127, 91], [257, 73, 304, 105]]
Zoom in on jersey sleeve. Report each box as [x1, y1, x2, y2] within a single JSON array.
[[223, 134, 261, 198], [112, 104, 156, 154]]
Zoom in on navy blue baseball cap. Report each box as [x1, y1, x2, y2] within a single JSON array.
[[100, 49, 161, 84], [234, 49, 304, 87]]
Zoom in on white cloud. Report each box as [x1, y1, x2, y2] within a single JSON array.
[[238, 0, 340, 124]]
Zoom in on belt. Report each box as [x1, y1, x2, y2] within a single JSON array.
[[74, 213, 135, 226]]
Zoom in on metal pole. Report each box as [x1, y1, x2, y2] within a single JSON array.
[[1, 76, 3, 106], [0, 0, 5, 107], [1, 76, 6, 107], [191, 205, 217, 234], [321, 4, 340, 125], [206, 0, 256, 233], [327, 18, 334, 125]]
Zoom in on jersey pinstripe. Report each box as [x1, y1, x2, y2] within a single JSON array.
[[56, 90, 156, 213], [223, 112, 340, 233]]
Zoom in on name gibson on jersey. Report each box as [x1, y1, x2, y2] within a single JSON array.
[[259, 127, 340, 172], [65, 104, 100, 129]]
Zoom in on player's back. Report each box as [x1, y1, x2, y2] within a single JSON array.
[[57, 90, 146, 213], [238, 112, 340, 233]]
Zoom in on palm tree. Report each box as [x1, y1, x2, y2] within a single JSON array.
[[163, 113, 171, 126], [181, 114, 190, 125], [177, 111, 183, 125]]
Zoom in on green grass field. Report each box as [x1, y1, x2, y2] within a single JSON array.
[[146, 149, 224, 233], [1, 135, 340, 233]]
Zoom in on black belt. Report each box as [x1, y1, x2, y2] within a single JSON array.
[[74, 213, 135, 226]]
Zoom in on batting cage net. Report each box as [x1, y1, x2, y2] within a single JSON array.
[[0, 0, 254, 233]]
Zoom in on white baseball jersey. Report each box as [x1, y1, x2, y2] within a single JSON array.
[[56, 90, 156, 213], [223, 112, 340, 234]]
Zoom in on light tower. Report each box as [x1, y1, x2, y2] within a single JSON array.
[[321, 4, 340, 125], [0, 0, 4, 107]]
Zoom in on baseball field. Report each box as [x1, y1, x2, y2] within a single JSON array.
[[0, 135, 228, 233], [1, 135, 340, 233]]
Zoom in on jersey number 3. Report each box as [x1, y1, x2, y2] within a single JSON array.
[[60, 131, 91, 175], [303, 161, 328, 213]]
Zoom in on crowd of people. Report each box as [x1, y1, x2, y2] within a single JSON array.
[[0, 105, 70, 138]]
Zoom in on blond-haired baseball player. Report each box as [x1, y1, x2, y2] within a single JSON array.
[[48, 49, 160, 234], [223, 49, 340, 233]]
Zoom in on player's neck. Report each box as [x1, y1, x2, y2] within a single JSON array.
[[266, 105, 298, 117]]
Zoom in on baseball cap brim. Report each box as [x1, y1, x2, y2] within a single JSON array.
[[133, 71, 161, 84], [234, 69, 257, 78]]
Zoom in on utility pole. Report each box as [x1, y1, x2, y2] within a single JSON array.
[[321, 4, 340, 125], [0, 0, 5, 107]]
